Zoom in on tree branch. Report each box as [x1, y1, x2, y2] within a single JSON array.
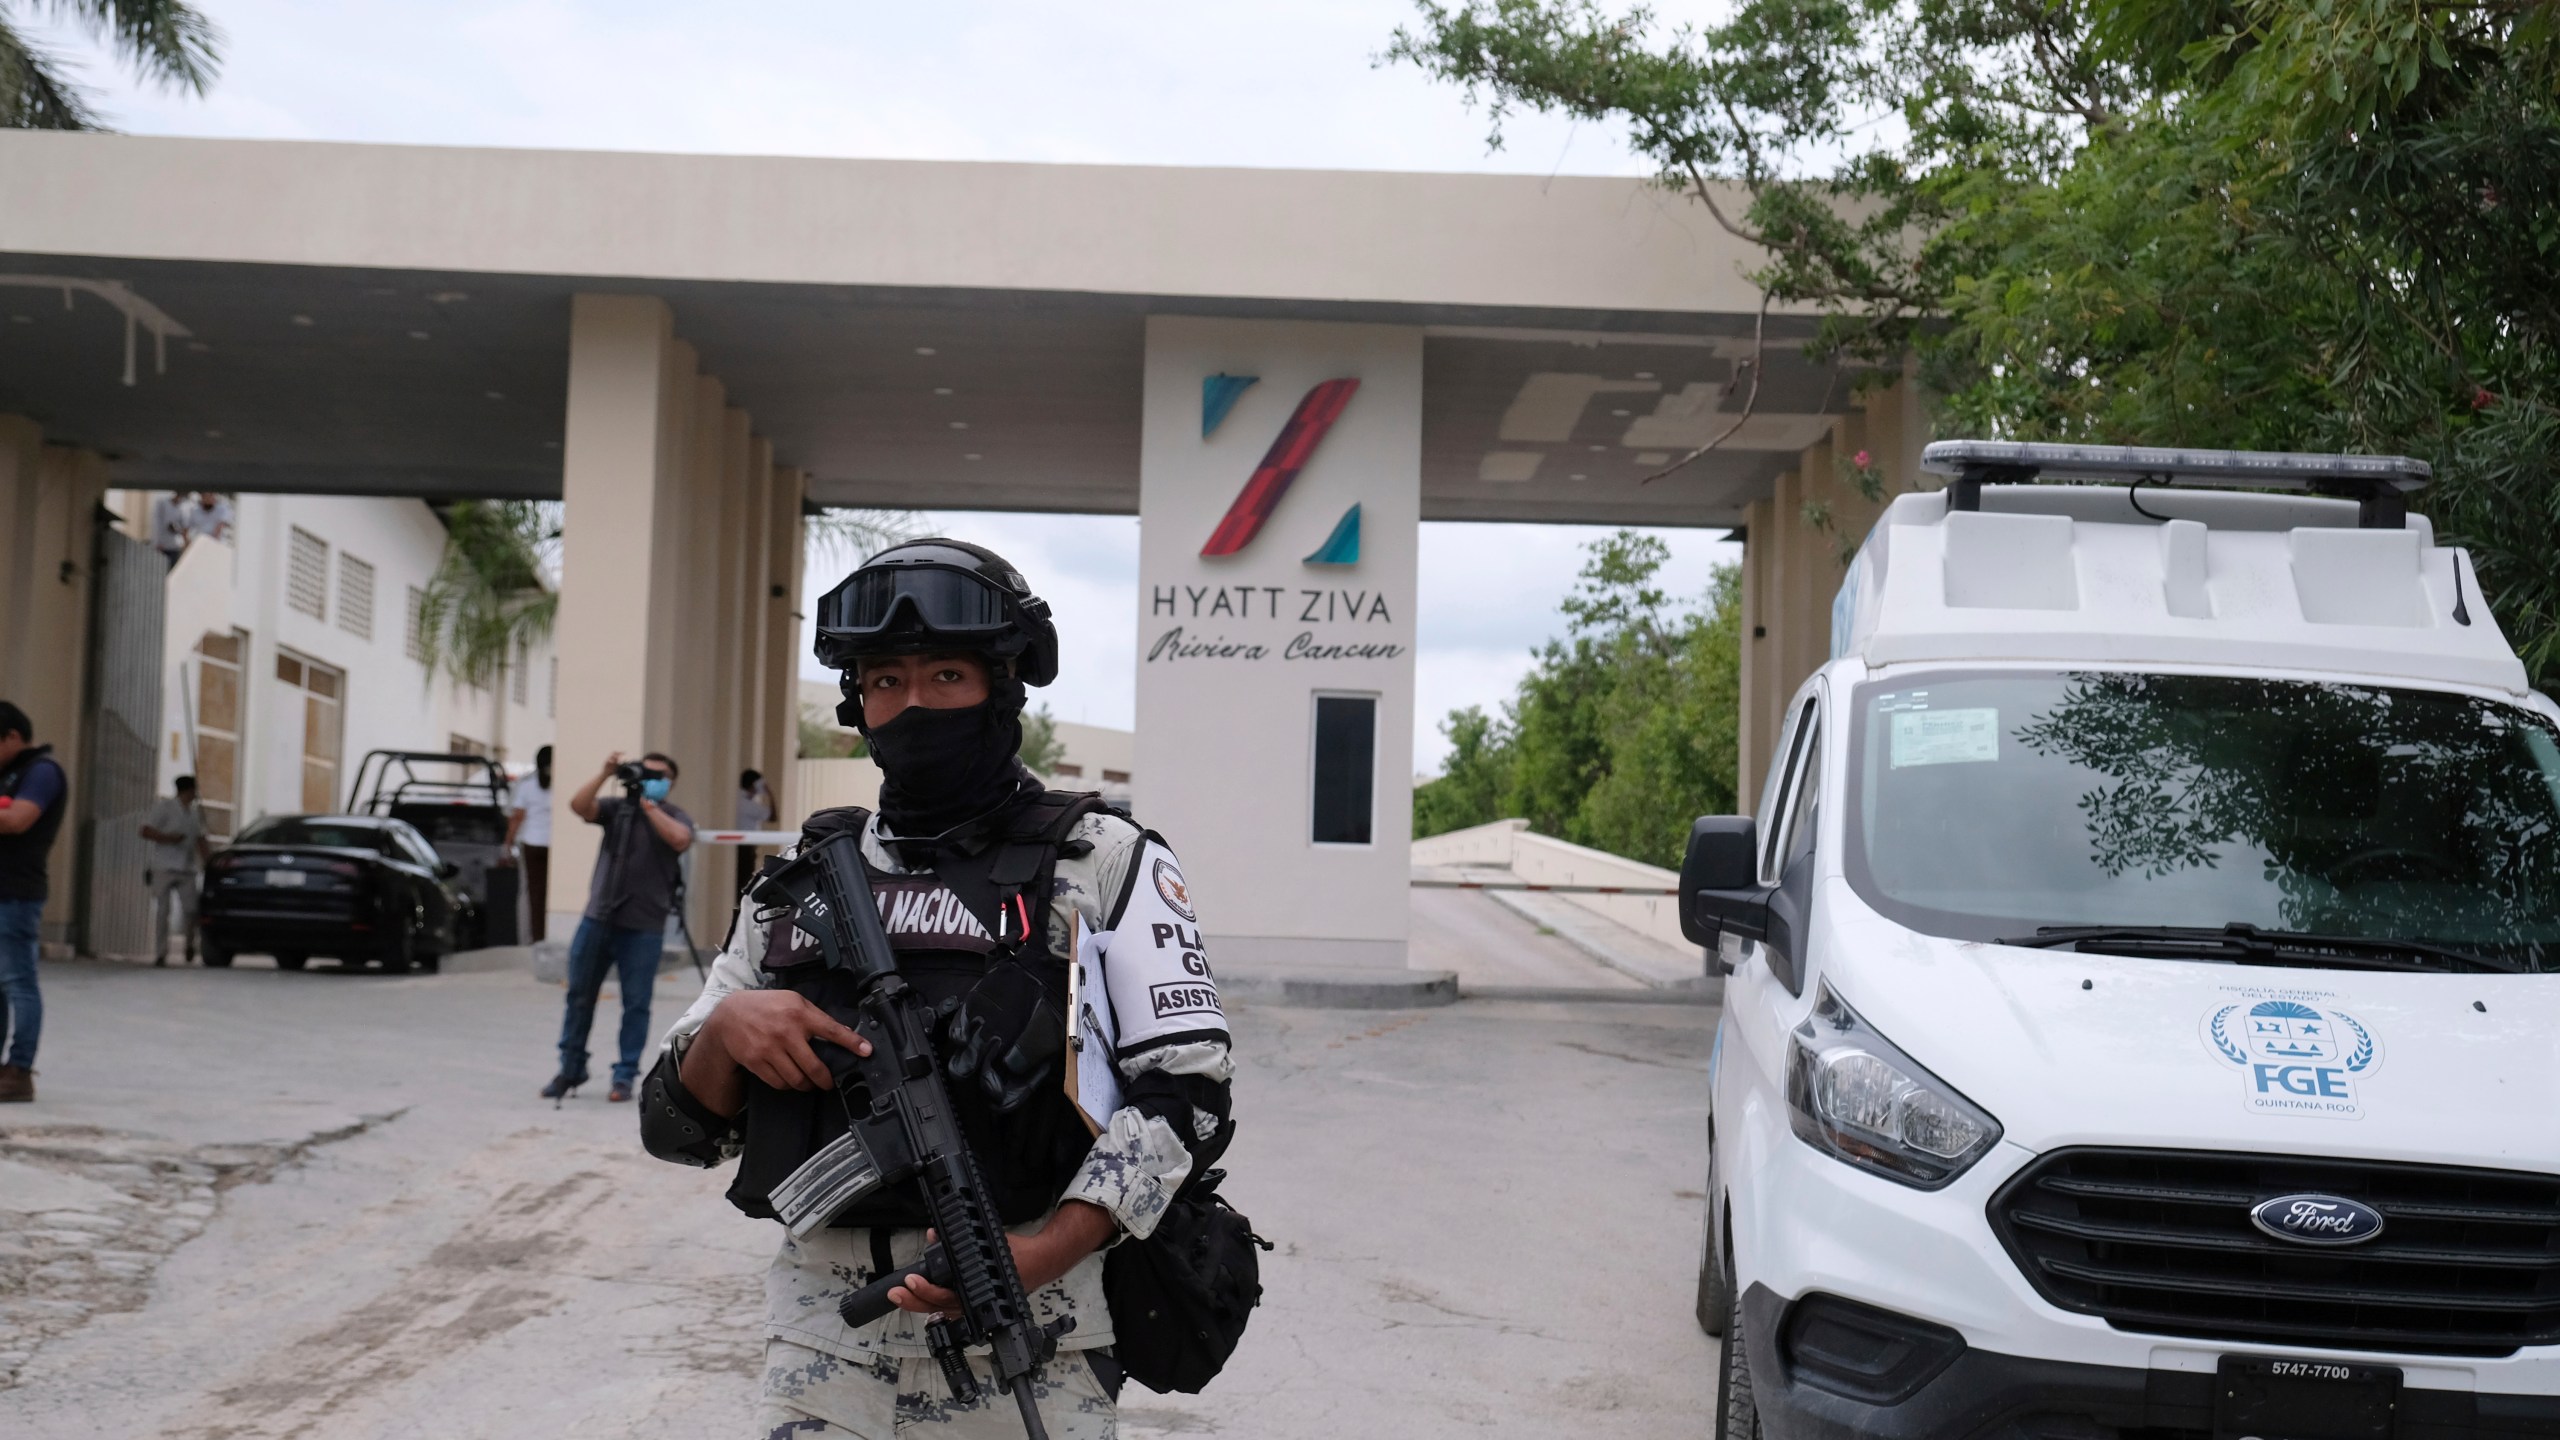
[[1640, 291, 1768, 485]]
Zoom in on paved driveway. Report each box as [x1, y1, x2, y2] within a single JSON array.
[[0, 955, 1715, 1438]]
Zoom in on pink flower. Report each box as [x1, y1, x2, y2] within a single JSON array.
[[2474, 387, 2497, 410], [1852, 449, 1873, 468]]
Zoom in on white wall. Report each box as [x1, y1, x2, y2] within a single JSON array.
[[1133, 316, 1421, 971], [792, 756, 883, 819], [150, 492, 557, 825], [1413, 819, 1687, 952]]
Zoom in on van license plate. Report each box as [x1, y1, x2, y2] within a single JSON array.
[[2215, 1357, 2398, 1440], [264, 869, 305, 888]]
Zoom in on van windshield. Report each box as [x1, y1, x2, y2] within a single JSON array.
[[1846, 672, 2560, 971]]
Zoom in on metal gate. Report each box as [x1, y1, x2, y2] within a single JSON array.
[[77, 521, 165, 958]]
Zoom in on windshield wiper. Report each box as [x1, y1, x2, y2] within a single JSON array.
[[1995, 922, 2522, 975]]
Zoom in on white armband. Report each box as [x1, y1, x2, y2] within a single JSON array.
[[1102, 837, 1228, 1052]]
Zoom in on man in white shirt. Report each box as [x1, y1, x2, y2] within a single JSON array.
[[504, 746, 554, 942], [187, 491, 236, 543], [148, 493, 194, 568], [138, 776, 208, 966]]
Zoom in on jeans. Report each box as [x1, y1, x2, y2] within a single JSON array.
[[557, 916, 661, 1088], [0, 898, 43, 1069], [148, 869, 200, 959]]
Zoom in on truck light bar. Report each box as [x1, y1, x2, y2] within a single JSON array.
[[1921, 440, 2431, 528]]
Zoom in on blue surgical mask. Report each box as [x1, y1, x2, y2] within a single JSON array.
[[641, 777, 672, 802]]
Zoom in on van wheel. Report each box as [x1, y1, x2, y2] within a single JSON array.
[[1716, 1287, 1763, 1440], [202, 947, 233, 969], [275, 952, 308, 972]]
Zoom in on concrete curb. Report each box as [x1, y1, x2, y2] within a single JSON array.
[[1483, 887, 1707, 991], [1462, 982, 1720, 1006], [440, 945, 533, 976], [528, 940, 703, 984], [1216, 966, 1460, 1009]]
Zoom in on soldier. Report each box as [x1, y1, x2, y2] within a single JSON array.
[[640, 540, 1235, 1438]]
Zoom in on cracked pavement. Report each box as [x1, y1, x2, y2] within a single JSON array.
[[0, 953, 1715, 1438]]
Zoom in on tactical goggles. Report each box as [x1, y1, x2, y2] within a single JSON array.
[[813, 563, 1025, 667]]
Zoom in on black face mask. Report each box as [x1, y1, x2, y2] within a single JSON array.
[[865, 699, 1033, 836]]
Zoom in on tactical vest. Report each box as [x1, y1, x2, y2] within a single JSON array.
[[725, 791, 1109, 1230]]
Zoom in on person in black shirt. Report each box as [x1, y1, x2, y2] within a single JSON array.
[[545, 750, 694, 1103], [0, 701, 69, 1104]]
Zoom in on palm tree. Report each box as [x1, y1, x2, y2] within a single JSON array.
[[2, 1, 221, 129], [804, 507, 919, 574], [417, 500, 558, 700]]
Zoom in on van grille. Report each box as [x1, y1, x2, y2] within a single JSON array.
[[1989, 1148, 2560, 1357]]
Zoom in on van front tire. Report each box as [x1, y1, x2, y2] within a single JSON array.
[[1716, 1287, 1763, 1440]]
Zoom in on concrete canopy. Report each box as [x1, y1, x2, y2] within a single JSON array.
[[0, 133, 1865, 526]]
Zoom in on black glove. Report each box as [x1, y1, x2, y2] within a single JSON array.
[[940, 961, 1066, 1114]]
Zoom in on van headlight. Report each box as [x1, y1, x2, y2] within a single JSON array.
[[1786, 982, 2001, 1190]]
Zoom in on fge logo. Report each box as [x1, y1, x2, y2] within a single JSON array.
[[2202, 999, 2381, 1120]]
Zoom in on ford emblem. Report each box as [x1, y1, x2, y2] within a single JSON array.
[[2250, 1193, 2385, 1246]]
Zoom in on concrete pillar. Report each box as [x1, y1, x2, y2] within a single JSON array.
[[730, 435, 774, 816], [670, 378, 720, 814], [23, 445, 109, 938], [709, 407, 748, 781], [1735, 377, 1927, 812], [26, 448, 108, 751], [548, 295, 690, 940], [0, 417, 45, 696], [761, 469, 806, 825], [1134, 315, 1421, 973]]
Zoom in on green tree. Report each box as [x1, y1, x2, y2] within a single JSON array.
[[1413, 704, 1517, 836], [1388, 0, 2128, 377], [3, 0, 221, 129], [1394, 0, 2560, 688], [1582, 564, 1742, 865], [416, 501, 557, 695], [1019, 704, 1067, 776], [804, 507, 921, 576], [799, 704, 867, 760], [1413, 531, 1742, 864], [1503, 532, 1677, 841], [1944, 1, 2560, 685]]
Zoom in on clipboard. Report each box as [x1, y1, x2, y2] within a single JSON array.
[[1064, 912, 1122, 1136]]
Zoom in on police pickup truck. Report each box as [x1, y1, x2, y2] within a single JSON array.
[[1685, 443, 2559, 1440]]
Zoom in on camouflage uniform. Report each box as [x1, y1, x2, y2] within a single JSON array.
[[753, 1343, 1118, 1439], [663, 808, 1234, 1439]]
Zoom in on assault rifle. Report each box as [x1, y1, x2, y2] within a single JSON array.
[[751, 831, 1065, 1440]]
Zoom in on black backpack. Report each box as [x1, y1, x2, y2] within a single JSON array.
[[1103, 1170, 1273, 1393]]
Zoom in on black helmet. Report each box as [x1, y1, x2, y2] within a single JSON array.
[[813, 538, 1058, 687]]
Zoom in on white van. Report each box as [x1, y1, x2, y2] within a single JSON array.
[[1685, 442, 2560, 1440]]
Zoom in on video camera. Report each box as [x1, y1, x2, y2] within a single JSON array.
[[613, 759, 658, 803]]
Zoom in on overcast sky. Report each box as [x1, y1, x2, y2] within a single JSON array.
[[34, 0, 1742, 771]]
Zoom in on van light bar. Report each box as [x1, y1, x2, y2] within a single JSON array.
[[1923, 440, 2430, 491], [1921, 440, 2431, 529]]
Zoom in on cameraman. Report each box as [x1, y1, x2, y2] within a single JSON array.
[[544, 750, 694, 1103]]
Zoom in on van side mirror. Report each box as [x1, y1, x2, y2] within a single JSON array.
[[1680, 816, 1770, 946]]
